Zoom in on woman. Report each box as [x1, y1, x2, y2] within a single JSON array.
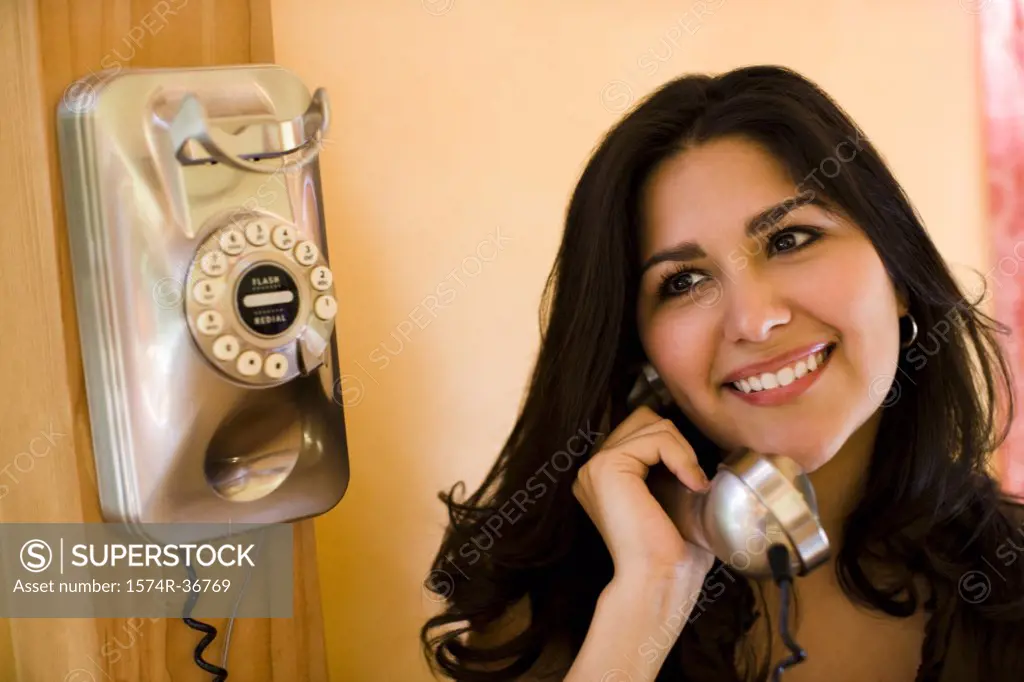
[[420, 65, 1024, 681]]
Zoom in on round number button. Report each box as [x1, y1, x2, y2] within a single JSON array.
[[237, 350, 263, 377], [219, 229, 246, 255], [264, 353, 289, 379], [196, 310, 224, 335], [295, 241, 319, 266], [314, 294, 337, 320], [245, 220, 271, 246], [193, 279, 225, 305], [199, 250, 228, 277], [310, 266, 333, 291], [272, 225, 296, 250], [212, 335, 241, 361]]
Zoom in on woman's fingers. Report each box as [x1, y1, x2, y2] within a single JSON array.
[[571, 405, 716, 581], [599, 405, 664, 451], [609, 421, 710, 492]]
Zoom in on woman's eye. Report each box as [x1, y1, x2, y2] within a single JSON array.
[[654, 228, 821, 302], [768, 227, 820, 255], [658, 269, 709, 299]]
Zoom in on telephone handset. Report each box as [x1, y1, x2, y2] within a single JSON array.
[[627, 364, 827, 677], [627, 365, 830, 579]]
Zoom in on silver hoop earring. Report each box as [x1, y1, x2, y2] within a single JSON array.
[[900, 313, 918, 348]]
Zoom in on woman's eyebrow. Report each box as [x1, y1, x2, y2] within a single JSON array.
[[639, 193, 825, 276]]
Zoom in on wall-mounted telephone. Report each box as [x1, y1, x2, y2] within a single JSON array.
[[626, 365, 830, 579], [56, 65, 349, 543]]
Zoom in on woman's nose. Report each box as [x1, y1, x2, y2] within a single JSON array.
[[721, 271, 792, 343]]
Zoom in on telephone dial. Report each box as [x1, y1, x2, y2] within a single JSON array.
[[56, 65, 349, 543], [185, 213, 337, 385]]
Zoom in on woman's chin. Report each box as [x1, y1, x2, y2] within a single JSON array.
[[733, 436, 839, 474], [787, 449, 837, 474]]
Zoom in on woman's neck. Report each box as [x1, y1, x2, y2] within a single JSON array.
[[805, 410, 882, 552], [751, 411, 883, 597]]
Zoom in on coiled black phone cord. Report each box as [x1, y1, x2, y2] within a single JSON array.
[[181, 555, 230, 680]]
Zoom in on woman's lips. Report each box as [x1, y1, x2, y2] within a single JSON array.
[[724, 343, 836, 407]]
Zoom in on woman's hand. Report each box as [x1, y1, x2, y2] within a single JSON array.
[[572, 405, 716, 587], [562, 406, 719, 681]]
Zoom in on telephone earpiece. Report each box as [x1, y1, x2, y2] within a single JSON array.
[[653, 448, 830, 578]]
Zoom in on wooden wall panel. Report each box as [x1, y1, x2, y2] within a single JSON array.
[[0, 0, 328, 679]]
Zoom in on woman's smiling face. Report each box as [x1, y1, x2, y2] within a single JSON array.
[[636, 135, 907, 471]]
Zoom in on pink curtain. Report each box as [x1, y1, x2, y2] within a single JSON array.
[[979, 0, 1024, 494]]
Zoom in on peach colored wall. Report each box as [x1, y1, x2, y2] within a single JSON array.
[[270, 1, 988, 679]]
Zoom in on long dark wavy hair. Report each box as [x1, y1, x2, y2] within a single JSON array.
[[420, 65, 1024, 681]]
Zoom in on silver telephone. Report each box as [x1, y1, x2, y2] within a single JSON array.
[[56, 65, 349, 542], [627, 363, 828, 677]]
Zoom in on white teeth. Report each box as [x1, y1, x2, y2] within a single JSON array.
[[731, 346, 833, 394]]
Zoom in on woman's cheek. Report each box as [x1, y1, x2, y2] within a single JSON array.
[[812, 251, 903, 409], [649, 308, 718, 408], [840, 254, 903, 359]]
